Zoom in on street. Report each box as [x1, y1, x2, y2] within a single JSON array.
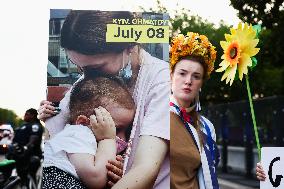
[[219, 179, 259, 189]]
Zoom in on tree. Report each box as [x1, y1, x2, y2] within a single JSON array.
[[0, 108, 24, 128], [230, 0, 284, 29]]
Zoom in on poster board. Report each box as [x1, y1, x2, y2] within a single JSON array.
[[260, 147, 284, 189]]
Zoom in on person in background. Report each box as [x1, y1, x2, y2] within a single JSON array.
[[8, 108, 44, 188]]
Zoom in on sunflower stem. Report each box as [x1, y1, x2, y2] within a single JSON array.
[[245, 74, 261, 160]]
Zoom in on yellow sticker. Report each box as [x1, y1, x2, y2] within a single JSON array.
[[106, 24, 169, 43]]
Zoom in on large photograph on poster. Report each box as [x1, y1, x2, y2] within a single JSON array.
[[43, 9, 170, 188]]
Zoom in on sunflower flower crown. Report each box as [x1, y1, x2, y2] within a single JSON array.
[[170, 32, 217, 78]]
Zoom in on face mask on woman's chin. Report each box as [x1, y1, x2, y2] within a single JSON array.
[[118, 56, 132, 82], [118, 67, 132, 81]]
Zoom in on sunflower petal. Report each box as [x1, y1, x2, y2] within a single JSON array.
[[216, 60, 230, 72], [238, 53, 252, 80], [252, 39, 259, 47], [248, 47, 260, 57], [242, 39, 259, 56], [243, 22, 248, 31], [225, 34, 232, 41], [247, 31, 256, 40], [220, 41, 229, 50], [221, 64, 237, 85], [238, 22, 243, 30], [221, 68, 230, 81], [230, 28, 236, 36], [229, 64, 237, 86]]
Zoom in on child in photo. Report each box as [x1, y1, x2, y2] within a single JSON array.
[[43, 76, 135, 189]]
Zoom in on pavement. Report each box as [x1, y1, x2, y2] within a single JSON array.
[[219, 179, 259, 189], [218, 171, 259, 189]]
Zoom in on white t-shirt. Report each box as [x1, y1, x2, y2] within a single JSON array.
[[43, 124, 97, 178]]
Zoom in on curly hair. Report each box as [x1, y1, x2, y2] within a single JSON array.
[[69, 76, 135, 124]]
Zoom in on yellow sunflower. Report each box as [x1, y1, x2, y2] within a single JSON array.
[[216, 22, 260, 86]]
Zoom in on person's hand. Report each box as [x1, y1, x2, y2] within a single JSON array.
[[256, 162, 266, 181], [89, 106, 116, 141], [37, 100, 58, 122], [106, 155, 124, 187]]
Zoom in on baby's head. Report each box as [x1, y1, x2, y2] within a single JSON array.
[[69, 76, 135, 131]]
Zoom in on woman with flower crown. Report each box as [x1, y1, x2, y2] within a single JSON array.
[[170, 32, 220, 189]]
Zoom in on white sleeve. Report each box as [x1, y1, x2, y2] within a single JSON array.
[[49, 125, 97, 155], [139, 67, 170, 141]]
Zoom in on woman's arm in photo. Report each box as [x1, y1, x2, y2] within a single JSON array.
[[38, 75, 84, 137], [112, 136, 168, 189], [38, 90, 72, 137]]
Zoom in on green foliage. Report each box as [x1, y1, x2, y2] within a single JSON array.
[[230, 0, 283, 29], [230, 0, 284, 67], [0, 108, 23, 128], [252, 25, 261, 37], [251, 57, 258, 69]]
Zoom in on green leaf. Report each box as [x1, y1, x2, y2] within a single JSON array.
[[251, 57, 258, 69], [234, 69, 239, 81], [252, 24, 261, 38]]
